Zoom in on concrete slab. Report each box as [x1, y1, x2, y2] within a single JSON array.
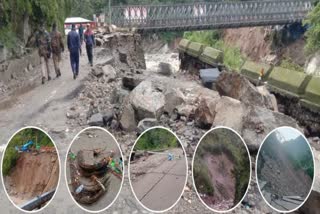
[[240, 60, 271, 81], [199, 46, 223, 65], [304, 76, 320, 104], [268, 67, 307, 95], [178, 39, 191, 53], [186, 42, 204, 58]]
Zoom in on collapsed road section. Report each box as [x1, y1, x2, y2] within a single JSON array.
[[2, 127, 59, 212], [66, 127, 123, 212], [129, 127, 187, 212]]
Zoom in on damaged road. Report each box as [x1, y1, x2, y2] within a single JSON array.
[[0, 30, 319, 214], [130, 148, 187, 211]]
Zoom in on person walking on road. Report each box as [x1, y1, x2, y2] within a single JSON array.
[[50, 23, 64, 78], [84, 24, 95, 67], [67, 24, 81, 80], [36, 23, 52, 84], [78, 24, 84, 55]]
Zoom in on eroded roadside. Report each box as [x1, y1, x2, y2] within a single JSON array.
[[0, 31, 319, 213]]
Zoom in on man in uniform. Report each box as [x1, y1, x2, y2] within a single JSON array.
[[50, 23, 64, 78], [36, 23, 52, 84]]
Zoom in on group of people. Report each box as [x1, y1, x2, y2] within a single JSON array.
[[36, 23, 95, 84]]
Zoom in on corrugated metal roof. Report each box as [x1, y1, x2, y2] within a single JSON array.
[[65, 17, 92, 24]]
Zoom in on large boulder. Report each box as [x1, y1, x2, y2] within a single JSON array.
[[194, 96, 220, 128], [216, 72, 277, 111], [164, 88, 185, 115], [130, 80, 165, 121], [212, 96, 299, 152], [120, 103, 136, 131], [102, 64, 116, 82]]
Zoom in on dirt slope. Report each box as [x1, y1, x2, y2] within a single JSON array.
[[223, 27, 272, 61], [202, 153, 235, 210], [5, 152, 59, 204]]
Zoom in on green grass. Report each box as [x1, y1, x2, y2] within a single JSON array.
[[193, 158, 214, 196], [135, 128, 178, 151], [2, 128, 54, 176], [183, 30, 245, 71], [279, 58, 304, 73]]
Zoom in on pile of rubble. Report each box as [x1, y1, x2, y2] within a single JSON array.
[[65, 31, 319, 213]]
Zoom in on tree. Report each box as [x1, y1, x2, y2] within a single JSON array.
[[304, 2, 320, 54]]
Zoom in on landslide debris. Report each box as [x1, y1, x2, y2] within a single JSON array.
[[257, 129, 314, 211], [4, 152, 59, 205], [66, 31, 318, 213], [193, 128, 250, 211]]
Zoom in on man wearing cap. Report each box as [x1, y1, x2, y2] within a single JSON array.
[[67, 24, 81, 79]]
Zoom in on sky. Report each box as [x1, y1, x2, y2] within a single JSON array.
[[274, 127, 302, 143]]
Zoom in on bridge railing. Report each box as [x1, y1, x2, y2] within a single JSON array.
[[111, 0, 313, 31]]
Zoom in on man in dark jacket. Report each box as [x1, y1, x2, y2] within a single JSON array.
[[84, 24, 95, 67], [50, 23, 64, 78], [78, 24, 84, 55], [36, 23, 52, 84], [67, 24, 81, 79]]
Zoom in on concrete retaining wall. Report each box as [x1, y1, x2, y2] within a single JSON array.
[[178, 38, 320, 110]]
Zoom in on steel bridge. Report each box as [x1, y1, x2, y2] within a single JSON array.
[[110, 0, 314, 31]]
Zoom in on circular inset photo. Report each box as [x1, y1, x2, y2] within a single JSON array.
[[256, 126, 314, 213], [192, 127, 251, 212], [1, 127, 60, 212], [65, 127, 124, 213], [129, 127, 188, 213]]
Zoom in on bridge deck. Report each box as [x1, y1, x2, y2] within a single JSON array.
[[111, 0, 314, 31]]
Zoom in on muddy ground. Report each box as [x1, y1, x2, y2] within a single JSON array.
[[4, 152, 59, 206], [202, 153, 235, 211]]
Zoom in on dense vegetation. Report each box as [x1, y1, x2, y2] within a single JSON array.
[[194, 128, 250, 204], [2, 128, 54, 176], [304, 1, 320, 54], [283, 135, 314, 179], [134, 128, 178, 151], [0, 0, 72, 48], [184, 30, 244, 71]]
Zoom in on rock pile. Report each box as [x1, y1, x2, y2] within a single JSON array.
[[65, 32, 319, 213]]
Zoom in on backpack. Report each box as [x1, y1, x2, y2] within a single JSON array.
[[51, 31, 61, 54]]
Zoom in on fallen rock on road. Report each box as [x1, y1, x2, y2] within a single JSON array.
[[216, 72, 278, 111]]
